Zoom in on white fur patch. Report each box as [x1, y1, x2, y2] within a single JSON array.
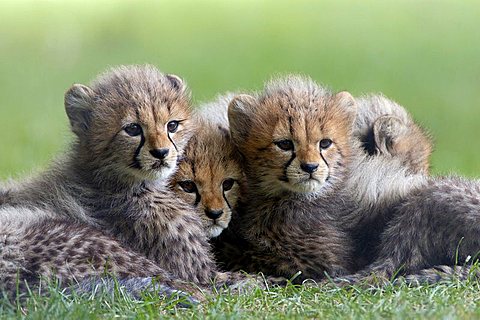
[[346, 154, 427, 208], [0, 206, 54, 228]]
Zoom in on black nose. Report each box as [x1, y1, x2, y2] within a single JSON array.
[[300, 163, 319, 173], [205, 209, 223, 220], [150, 148, 169, 160]]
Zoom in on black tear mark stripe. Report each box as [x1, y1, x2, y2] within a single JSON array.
[[194, 192, 201, 207], [223, 192, 232, 209], [132, 133, 145, 169], [167, 133, 178, 152], [188, 147, 200, 206], [280, 152, 296, 182], [320, 151, 329, 168], [280, 116, 297, 182]]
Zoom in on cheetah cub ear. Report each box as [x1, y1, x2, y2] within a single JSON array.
[[333, 91, 357, 130], [166, 74, 186, 93], [65, 84, 95, 139], [373, 116, 407, 156], [228, 94, 256, 146]]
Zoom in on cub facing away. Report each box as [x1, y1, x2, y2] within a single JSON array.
[[171, 94, 242, 239], [353, 94, 432, 175], [0, 65, 259, 295]]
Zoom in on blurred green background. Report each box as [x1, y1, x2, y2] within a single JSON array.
[[0, 0, 479, 179]]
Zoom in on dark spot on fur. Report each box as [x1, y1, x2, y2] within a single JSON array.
[[32, 246, 43, 254]]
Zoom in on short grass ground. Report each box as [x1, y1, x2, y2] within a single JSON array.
[[1, 0, 480, 318], [3, 281, 480, 319]]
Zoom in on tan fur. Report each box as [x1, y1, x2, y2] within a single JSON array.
[[354, 94, 432, 174], [228, 79, 356, 198], [0, 65, 264, 297], [215, 76, 434, 282], [215, 76, 358, 281], [170, 94, 243, 238], [215, 76, 477, 288]]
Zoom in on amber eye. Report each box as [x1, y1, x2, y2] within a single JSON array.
[[124, 123, 142, 136], [222, 178, 235, 191], [178, 180, 197, 193], [274, 139, 294, 151], [320, 139, 333, 149], [167, 121, 179, 133]]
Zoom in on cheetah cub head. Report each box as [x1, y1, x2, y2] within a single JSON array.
[[171, 119, 243, 238], [64, 65, 193, 184], [228, 76, 357, 197]]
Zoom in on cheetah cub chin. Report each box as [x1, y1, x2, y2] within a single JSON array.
[[171, 93, 243, 239]]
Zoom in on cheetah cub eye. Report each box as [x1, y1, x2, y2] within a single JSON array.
[[275, 139, 294, 151], [179, 180, 197, 193], [320, 139, 333, 149], [124, 123, 142, 136], [222, 178, 235, 191], [167, 120, 179, 133]]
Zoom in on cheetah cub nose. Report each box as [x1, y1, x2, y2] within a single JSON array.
[[300, 163, 319, 173], [150, 148, 170, 159], [205, 209, 224, 220]]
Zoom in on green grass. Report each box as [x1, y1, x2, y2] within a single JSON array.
[[3, 281, 480, 319], [1, 0, 480, 318]]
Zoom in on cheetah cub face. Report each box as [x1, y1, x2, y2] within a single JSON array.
[[228, 76, 357, 196], [171, 122, 243, 238], [64, 65, 193, 182]]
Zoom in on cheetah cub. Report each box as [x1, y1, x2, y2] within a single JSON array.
[[216, 76, 434, 282], [216, 77, 359, 281], [219, 75, 480, 286], [0, 65, 259, 293], [171, 94, 243, 239]]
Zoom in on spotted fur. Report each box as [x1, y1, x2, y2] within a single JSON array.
[[0, 213, 202, 301], [215, 76, 358, 281], [215, 76, 437, 283], [0, 65, 262, 298], [337, 176, 480, 286]]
